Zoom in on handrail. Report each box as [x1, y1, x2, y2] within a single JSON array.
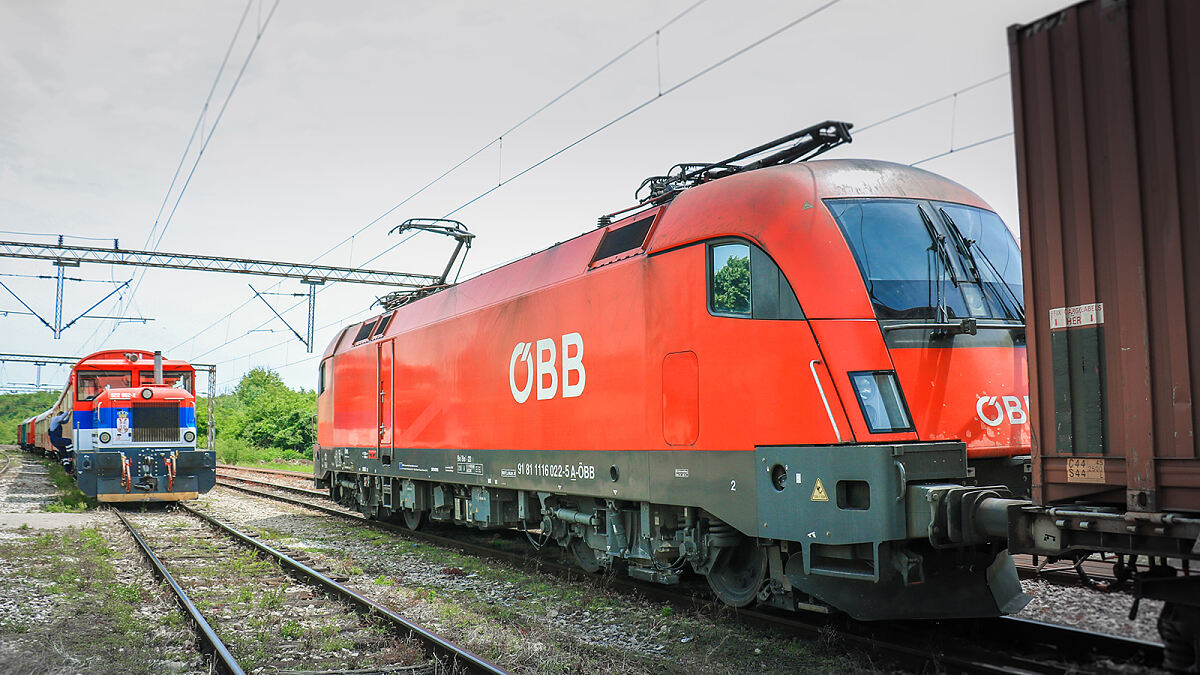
[[809, 359, 843, 443]]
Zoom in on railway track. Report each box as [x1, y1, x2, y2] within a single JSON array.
[[216, 469, 323, 497], [211, 477, 1163, 674], [117, 504, 508, 675], [216, 468, 1145, 596], [216, 463, 313, 479]]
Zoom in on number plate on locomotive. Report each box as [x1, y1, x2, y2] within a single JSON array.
[[1066, 458, 1106, 484]]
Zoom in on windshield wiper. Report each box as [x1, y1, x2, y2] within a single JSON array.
[[939, 208, 1025, 322], [918, 205, 955, 322], [938, 208, 981, 283]]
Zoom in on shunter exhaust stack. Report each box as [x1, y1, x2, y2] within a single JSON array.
[[154, 351, 163, 385]]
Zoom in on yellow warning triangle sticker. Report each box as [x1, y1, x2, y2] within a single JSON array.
[[811, 478, 829, 502]]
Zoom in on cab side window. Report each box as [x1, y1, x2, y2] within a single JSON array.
[[710, 243, 751, 315], [707, 240, 803, 320]]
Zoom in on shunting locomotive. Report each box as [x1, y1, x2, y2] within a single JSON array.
[[315, 121, 1031, 620], [21, 349, 215, 502]]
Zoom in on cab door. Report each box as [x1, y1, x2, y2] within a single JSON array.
[[377, 341, 393, 464]]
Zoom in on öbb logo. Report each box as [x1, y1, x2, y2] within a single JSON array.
[[976, 395, 1030, 427], [509, 332, 585, 403]]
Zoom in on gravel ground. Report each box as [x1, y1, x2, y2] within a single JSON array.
[[195, 486, 877, 674], [0, 447, 208, 673], [1018, 577, 1162, 643], [0, 447, 60, 512], [0, 446, 1166, 672], [0, 512, 209, 675], [219, 466, 317, 491], [221, 476, 1168, 647], [213, 480, 1173, 663], [123, 508, 430, 673]]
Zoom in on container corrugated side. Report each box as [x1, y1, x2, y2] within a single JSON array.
[[1009, 0, 1200, 512]]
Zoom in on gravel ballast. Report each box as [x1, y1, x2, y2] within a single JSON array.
[[195, 486, 874, 674]]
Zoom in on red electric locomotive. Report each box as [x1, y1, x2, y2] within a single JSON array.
[[315, 122, 1030, 620]]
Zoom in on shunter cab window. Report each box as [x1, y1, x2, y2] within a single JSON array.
[[707, 240, 804, 319], [138, 370, 193, 392], [76, 371, 133, 401]]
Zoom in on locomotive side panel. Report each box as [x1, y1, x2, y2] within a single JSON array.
[[643, 241, 849, 450], [382, 261, 650, 452], [332, 340, 377, 451]]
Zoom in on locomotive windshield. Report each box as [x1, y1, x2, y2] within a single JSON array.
[[76, 371, 133, 401], [137, 370, 193, 392], [826, 198, 1023, 322]]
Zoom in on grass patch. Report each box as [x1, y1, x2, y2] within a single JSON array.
[[43, 458, 93, 512], [258, 586, 286, 610], [214, 436, 313, 472], [0, 527, 195, 674], [217, 507, 875, 674]]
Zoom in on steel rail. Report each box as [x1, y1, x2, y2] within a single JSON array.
[[114, 510, 244, 675], [215, 463, 313, 478], [178, 503, 509, 675], [214, 479, 1162, 673], [215, 475, 1131, 594], [216, 472, 327, 498], [214, 479, 519, 564]]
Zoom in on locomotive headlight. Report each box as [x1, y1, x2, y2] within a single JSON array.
[[183, 430, 196, 443], [99, 432, 112, 444], [848, 371, 915, 434], [140, 388, 153, 399]]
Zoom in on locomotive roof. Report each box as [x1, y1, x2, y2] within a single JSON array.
[[72, 349, 193, 371], [801, 158, 992, 208], [327, 158, 996, 357]]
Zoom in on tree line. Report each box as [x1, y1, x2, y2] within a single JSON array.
[[198, 367, 316, 461]]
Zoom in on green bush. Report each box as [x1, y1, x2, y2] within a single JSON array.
[[199, 367, 316, 466]]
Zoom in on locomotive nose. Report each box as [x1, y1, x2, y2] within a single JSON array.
[[887, 333, 1031, 495]]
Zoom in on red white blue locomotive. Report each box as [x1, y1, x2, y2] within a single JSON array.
[[20, 349, 215, 502], [315, 123, 1031, 620]]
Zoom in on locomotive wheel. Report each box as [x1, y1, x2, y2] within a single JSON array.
[[401, 508, 427, 531], [1159, 602, 1200, 673], [570, 538, 602, 574], [707, 540, 767, 608]]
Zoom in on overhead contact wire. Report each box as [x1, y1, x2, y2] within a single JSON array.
[[172, 1, 711, 358], [183, 0, 844, 375], [444, 0, 843, 218], [89, 0, 282, 352]]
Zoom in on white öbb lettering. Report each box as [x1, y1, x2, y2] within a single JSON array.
[[509, 332, 585, 403], [976, 395, 1030, 427]]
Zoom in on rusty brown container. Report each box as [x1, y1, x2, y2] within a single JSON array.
[[1010, 0, 1200, 512]]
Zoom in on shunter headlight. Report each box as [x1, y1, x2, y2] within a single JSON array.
[[848, 371, 914, 434], [99, 432, 112, 444], [183, 431, 196, 443], [140, 388, 153, 399]]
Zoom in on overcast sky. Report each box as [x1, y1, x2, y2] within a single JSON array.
[[0, 0, 1069, 394]]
